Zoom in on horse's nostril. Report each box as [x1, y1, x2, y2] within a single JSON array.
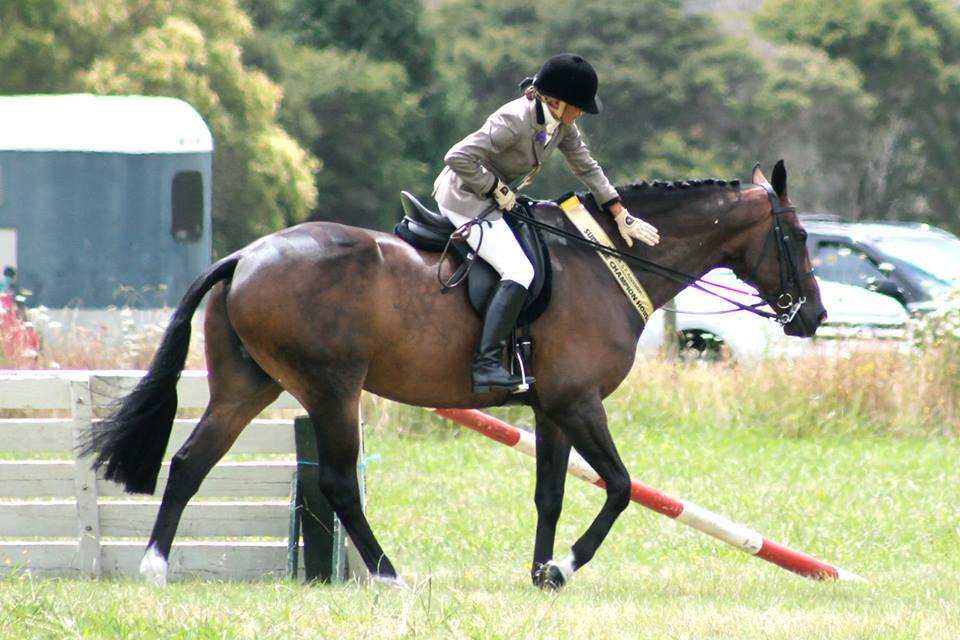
[[818, 310, 828, 324]]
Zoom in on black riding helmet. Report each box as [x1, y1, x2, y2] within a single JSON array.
[[531, 53, 602, 114]]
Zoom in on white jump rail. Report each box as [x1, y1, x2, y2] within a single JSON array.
[[0, 370, 303, 580]]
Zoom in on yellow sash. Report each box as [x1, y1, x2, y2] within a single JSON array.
[[558, 196, 654, 321]]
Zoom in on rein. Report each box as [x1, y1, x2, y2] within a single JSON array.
[[502, 185, 808, 325]]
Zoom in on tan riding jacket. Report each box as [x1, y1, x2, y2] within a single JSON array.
[[433, 97, 620, 220]]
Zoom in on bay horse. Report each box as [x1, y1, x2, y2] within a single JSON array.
[[80, 161, 825, 588]]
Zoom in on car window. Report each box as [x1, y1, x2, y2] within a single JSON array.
[[812, 242, 886, 287], [872, 237, 960, 288]]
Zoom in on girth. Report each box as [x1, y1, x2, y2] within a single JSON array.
[[394, 191, 552, 326]]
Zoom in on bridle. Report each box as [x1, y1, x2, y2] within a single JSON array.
[[648, 184, 815, 326], [753, 182, 816, 326]]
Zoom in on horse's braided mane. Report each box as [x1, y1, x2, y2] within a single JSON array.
[[562, 177, 743, 212], [607, 178, 745, 214], [621, 178, 741, 192]]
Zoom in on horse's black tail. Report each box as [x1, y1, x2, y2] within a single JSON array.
[[76, 254, 240, 494]]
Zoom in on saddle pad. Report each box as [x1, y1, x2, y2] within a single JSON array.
[[466, 210, 552, 325]]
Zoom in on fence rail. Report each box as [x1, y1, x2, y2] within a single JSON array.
[[0, 370, 304, 580]]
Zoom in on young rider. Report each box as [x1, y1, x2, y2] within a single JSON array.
[[433, 53, 660, 393]]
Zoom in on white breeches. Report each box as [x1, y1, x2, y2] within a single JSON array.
[[440, 207, 535, 289]]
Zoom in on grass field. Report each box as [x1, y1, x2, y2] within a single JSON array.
[[3, 353, 960, 638]]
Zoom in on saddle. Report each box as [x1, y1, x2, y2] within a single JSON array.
[[394, 191, 552, 326]]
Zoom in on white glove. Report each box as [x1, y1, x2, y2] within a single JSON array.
[[614, 209, 660, 247], [490, 179, 517, 212]]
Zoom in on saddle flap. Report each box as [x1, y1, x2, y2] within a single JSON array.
[[465, 204, 552, 326]]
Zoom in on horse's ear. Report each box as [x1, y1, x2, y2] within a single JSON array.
[[771, 159, 788, 200], [751, 162, 769, 186]]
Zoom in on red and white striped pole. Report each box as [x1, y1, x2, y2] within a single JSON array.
[[433, 408, 862, 581]]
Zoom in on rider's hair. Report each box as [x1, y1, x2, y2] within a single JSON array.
[[524, 85, 546, 102]]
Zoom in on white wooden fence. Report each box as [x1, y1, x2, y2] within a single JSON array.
[[0, 370, 305, 580]]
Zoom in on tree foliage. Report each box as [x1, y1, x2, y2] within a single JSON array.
[[242, 0, 464, 230], [2, 0, 958, 254], [283, 0, 435, 85], [428, 0, 873, 208], [757, 0, 960, 226], [0, 0, 317, 255], [266, 41, 433, 228]]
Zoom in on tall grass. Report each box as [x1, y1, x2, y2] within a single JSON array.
[[357, 343, 960, 440], [11, 303, 960, 436], [9, 308, 206, 370], [623, 346, 958, 438]]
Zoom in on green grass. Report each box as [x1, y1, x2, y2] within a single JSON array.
[[3, 359, 960, 638]]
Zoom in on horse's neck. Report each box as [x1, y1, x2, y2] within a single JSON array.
[[645, 227, 727, 307], [535, 186, 754, 329], [617, 187, 747, 309]]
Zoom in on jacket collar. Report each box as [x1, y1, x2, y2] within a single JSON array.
[[532, 100, 546, 164]]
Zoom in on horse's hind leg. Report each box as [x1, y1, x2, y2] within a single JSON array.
[[298, 377, 399, 582], [141, 388, 280, 584], [140, 284, 281, 585]]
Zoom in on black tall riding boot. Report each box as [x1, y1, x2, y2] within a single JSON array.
[[472, 280, 536, 393]]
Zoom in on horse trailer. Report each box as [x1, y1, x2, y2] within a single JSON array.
[[0, 94, 212, 327]]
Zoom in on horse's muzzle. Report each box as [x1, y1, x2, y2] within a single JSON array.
[[784, 307, 827, 338]]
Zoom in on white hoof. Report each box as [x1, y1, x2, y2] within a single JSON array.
[[140, 545, 168, 586]]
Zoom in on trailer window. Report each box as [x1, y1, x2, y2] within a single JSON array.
[[171, 171, 204, 243]]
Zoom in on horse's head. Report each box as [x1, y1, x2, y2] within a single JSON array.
[[726, 161, 826, 337]]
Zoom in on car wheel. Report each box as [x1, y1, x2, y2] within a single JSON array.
[[677, 330, 729, 362]]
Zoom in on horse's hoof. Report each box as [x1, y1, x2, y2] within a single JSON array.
[[532, 562, 566, 590]]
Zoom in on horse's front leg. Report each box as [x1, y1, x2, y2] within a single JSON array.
[[530, 409, 571, 587], [537, 394, 631, 589]]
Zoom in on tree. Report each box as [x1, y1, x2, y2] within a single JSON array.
[[757, 0, 960, 227], [259, 41, 434, 229], [0, 0, 317, 255], [428, 0, 871, 205], [745, 44, 874, 215], [243, 0, 464, 229], [283, 0, 435, 85], [0, 0, 81, 93]]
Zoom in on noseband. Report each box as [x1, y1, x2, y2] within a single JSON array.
[[758, 183, 816, 326]]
